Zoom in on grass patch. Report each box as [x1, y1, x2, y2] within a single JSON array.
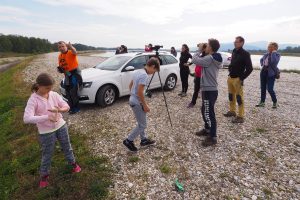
[[0, 58, 114, 200], [263, 187, 273, 197], [256, 128, 267, 134], [0, 52, 33, 58], [159, 163, 172, 174], [128, 156, 139, 163]]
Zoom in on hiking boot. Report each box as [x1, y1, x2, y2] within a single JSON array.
[[223, 111, 236, 117], [201, 137, 217, 147], [39, 175, 49, 188], [69, 107, 80, 115], [181, 92, 187, 97], [140, 138, 156, 146], [256, 102, 265, 107], [272, 102, 278, 109], [72, 163, 81, 173], [195, 129, 210, 137], [232, 116, 244, 123], [123, 139, 138, 152], [187, 102, 195, 108]]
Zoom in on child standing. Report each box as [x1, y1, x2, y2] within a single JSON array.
[[187, 43, 207, 108], [24, 73, 81, 188], [123, 58, 160, 152], [192, 39, 223, 146]]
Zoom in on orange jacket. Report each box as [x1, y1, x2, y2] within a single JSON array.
[[58, 50, 78, 72]]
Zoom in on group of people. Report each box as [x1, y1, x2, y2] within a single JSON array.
[[115, 45, 128, 54], [23, 37, 281, 187]]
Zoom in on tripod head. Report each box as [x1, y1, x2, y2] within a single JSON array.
[[152, 45, 163, 56]]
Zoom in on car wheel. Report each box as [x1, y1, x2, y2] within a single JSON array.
[[164, 74, 177, 90], [96, 85, 117, 107]]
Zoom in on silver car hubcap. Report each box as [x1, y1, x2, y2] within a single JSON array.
[[104, 89, 115, 104], [167, 77, 176, 89]]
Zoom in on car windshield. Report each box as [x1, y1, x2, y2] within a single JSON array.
[[95, 56, 131, 71]]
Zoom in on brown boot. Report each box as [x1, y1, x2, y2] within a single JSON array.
[[223, 111, 236, 117], [195, 129, 210, 137], [201, 137, 217, 147], [232, 116, 244, 123]]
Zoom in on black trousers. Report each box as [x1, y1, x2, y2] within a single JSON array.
[[65, 75, 79, 110], [180, 68, 190, 93], [191, 77, 201, 105], [201, 91, 218, 138]]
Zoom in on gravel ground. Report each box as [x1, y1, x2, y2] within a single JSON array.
[[23, 53, 300, 200]]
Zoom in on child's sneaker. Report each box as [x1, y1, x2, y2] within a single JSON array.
[[272, 102, 278, 109], [72, 163, 81, 173], [39, 175, 49, 188], [255, 102, 265, 107], [140, 138, 156, 146], [187, 102, 194, 108], [123, 139, 138, 152]]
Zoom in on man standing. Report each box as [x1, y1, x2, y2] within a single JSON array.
[[57, 41, 82, 114], [224, 36, 253, 123], [193, 39, 223, 146]]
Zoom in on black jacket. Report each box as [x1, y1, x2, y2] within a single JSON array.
[[179, 51, 192, 69], [228, 48, 253, 80]]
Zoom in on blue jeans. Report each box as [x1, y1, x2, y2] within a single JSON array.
[[127, 103, 147, 141], [39, 124, 75, 176], [260, 70, 277, 103]]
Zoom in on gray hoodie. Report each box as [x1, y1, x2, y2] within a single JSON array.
[[192, 52, 223, 91]]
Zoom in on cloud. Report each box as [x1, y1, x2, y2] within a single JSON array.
[[0, 5, 31, 22], [34, 0, 275, 25]]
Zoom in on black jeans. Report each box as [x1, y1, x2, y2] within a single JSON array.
[[191, 77, 201, 105], [180, 68, 190, 93], [201, 91, 218, 138], [65, 75, 79, 110]]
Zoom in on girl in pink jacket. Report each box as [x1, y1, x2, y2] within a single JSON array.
[[24, 73, 81, 188]]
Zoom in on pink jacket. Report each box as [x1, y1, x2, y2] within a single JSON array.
[[23, 91, 69, 134]]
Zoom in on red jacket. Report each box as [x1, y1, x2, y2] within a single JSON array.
[[195, 65, 202, 77]]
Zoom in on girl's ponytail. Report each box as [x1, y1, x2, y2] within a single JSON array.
[[31, 73, 55, 92], [31, 83, 39, 92]]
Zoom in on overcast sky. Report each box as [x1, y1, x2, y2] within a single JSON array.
[[0, 0, 299, 48]]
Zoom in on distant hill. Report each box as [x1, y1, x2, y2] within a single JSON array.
[[219, 41, 299, 51]]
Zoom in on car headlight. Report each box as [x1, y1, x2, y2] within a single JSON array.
[[82, 82, 93, 88]]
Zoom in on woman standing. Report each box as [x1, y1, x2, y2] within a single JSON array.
[[256, 42, 281, 108], [171, 47, 177, 57], [179, 44, 192, 97]]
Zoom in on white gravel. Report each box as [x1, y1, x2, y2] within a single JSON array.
[[23, 53, 300, 200]]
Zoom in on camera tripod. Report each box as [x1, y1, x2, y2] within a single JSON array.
[[145, 46, 173, 127]]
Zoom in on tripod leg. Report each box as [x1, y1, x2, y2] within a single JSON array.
[[145, 73, 155, 94], [157, 72, 173, 127]]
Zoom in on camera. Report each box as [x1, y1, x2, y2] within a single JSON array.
[[145, 90, 152, 98], [151, 45, 163, 51]]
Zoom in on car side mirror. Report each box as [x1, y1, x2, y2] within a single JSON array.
[[125, 66, 135, 71]]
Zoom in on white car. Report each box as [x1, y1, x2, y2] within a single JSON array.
[[220, 52, 232, 68], [60, 52, 179, 107]]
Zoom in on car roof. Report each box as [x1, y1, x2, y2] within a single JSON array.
[[114, 51, 174, 58]]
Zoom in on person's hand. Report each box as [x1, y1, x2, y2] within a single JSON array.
[[48, 114, 58, 122], [67, 42, 72, 49], [143, 104, 150, 113], [48, 107, 60, 113]]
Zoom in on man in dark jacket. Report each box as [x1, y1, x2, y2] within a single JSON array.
[[224, 36, 253, 123]]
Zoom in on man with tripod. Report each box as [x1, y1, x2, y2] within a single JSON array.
[[123, 58, 160, 152]]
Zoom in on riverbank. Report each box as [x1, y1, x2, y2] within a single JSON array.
[[20, 52, 300, 199]]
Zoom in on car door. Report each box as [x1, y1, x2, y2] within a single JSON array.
[[147, 55, 168, 89], [121, 56, 147, 95]]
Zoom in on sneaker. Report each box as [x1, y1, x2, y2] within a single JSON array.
[[178, 92, 183, 96], [201, 137, 217, 147], [272, 102, 278, 109], [256, 102, 265, 107], [69, 107, 80, 115], [181, 93, 187, 97], [195, 129, 210, 137], [232, 116, 244, 123], [223, 111, 236, 117], [72, 163, 81, 173], [123, 139, 138, 152], [39, 175, 49, 188], [140, 138, 156, 146], [187, 103, 195, 108]]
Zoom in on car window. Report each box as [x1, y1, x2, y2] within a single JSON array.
[[164, 55, 178, 64], [96, 56, 131, 71], [148, 55, 167, 65], [126, 56, 147, 69]]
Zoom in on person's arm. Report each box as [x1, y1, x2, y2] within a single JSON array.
[[192, 53, 211, 68], [67, 42, 77, 55], [129, 80, 133, 91], [137, 84, 149, 112], [241, 52, 253, 80], [55, 92, 70, 112], [269, 52, 280, 69], [24, 98, 49, 124]]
